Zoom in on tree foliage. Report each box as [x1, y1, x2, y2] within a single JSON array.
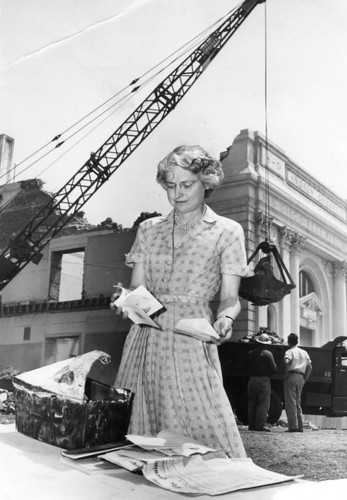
[[97, 217, 123, 231], [132, 211, 161, 228]]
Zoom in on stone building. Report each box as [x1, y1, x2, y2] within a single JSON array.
[[209, 129, 347, 347]]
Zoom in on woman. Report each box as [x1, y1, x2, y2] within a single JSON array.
[[112, 145, 249, 457]]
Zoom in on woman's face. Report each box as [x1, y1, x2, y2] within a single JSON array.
[[164, 166, 206, 214]]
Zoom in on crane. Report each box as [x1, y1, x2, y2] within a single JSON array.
[[0, 0, 265, 290]]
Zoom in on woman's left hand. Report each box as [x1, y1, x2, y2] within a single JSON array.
[[213, 317, 233, 344]]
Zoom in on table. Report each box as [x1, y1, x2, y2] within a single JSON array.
[[1, 424, 346, 499]]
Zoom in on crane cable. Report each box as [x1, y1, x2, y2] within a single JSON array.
[[239, 1, 296, 306], [0, 4, 240, 189], [264, 0, 271, 241]]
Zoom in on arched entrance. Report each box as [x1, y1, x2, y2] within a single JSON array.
[[299, 269, 326, 347]]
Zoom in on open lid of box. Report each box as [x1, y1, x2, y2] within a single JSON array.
[[13, 350, 111, 402]]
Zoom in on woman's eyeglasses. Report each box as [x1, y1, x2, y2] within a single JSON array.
[[163, 181, 198, 191]]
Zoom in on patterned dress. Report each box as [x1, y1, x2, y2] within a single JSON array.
[[115, 205, 249, 457]]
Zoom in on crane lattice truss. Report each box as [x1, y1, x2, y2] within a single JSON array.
[[0, 0, 264, 289]]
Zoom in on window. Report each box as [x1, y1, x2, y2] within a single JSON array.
[[49, 249, 85, 301], [300, 327, 313, 347], [299, 271, 314, 297], [44, 335, 80, 365], [23, 327, 31, 341]]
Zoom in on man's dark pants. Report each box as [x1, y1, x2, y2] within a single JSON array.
[[247, 376, 271, 430]]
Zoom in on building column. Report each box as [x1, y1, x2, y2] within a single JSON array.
[[332, 261, 347, 337], [289, 233, 305, 338], [278, 226, 292, 339]]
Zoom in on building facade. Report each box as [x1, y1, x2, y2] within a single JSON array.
[[209, 129, 347, 347], [0, 228, 135, 385]]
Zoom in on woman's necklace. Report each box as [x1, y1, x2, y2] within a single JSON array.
[[174, 204, 207, 230]]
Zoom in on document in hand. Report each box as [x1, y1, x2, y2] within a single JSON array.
[[113, 285, 163, 328], [173, 318, 220, 342]]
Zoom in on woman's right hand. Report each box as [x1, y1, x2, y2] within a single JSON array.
[[110, 282, 129, 319]]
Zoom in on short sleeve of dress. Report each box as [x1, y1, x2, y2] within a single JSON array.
[[125, 223, 146, 267], [219, 222, 250, 276]]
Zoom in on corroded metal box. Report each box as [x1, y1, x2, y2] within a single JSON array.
[[13, 351, 133, 450]]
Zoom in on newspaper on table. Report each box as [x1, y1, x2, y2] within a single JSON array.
[[113, 285, 163, 328], [60, 455, 119, 475], [99, 430, 299, 495], [126, 429, 215, 456], [142, 455, 299, 496], [99, 430, 216, 472]]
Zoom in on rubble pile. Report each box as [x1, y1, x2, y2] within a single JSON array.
[[0, 366, 20, 390], [0, 390, 15, 414], [0, 366, 20, 423]]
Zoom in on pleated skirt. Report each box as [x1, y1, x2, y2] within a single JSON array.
[[115, 297, 246, 458]]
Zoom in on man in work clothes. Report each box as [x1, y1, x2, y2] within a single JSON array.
[[284, 333, 313, 432], [247, 333, 277, 432]]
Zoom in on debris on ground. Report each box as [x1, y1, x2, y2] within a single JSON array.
[[0, 366, 21, 391], [0, 390, 15, 414], [239, 327, 284, 344], [304, 420, 319, 430], [0, 366, 20, 424], [0, 389, 16, 424]]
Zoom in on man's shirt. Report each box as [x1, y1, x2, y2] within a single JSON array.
[[247, 347, 277, 377], [284, 346, 311, 374]]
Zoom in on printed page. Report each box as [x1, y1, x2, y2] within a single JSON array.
[[126, 430, 216, 456], [113, 285, 163, 328], [142, 455, 299, 495], [60, 456, 118, 475], [174, 318, 220, 342], [98, 451, 143, 472], [116, 448, 171, 463]]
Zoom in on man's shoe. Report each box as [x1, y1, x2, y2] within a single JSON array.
[[255, 426, 271, 432]]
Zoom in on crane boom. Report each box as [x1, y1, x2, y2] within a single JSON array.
[[0, 0, 265, 290]]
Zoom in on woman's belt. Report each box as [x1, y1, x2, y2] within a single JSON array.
[[153, 293, 209, 305]]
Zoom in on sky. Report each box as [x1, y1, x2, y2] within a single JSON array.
[[1, 0, 347, 228]]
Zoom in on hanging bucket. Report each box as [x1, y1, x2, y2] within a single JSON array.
[[239, 240, 296, 306]]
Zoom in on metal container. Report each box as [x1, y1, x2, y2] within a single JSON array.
[[13, 350, 133, 450]]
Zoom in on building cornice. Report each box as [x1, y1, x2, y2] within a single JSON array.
[[0, 296, 112, 317], [257, 190, 347, 259], [252, 130, 347, 222]]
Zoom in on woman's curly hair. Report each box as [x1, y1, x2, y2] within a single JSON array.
[[156, 145, 224, 197]]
